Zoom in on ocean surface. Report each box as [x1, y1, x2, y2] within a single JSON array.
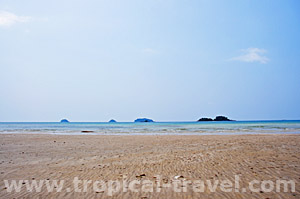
[[0, 120, 300, 135]]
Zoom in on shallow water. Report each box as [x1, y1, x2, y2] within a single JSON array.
[[0, 120, 300, 135]]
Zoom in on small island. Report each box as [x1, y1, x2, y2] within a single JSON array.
[[134, 118, 154, 122], [109, 119, 117, 123], [198, 118, 213, 121], [198, 116, 233, 122], [60, 119, 69, 123]]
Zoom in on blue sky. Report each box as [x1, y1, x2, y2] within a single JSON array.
[[0, 0, 299, 122]]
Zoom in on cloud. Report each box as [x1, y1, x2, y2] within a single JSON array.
[[0, 11, 32, 27], [230, 48, 269, 64]]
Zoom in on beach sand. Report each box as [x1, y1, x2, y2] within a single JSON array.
[[0, 134, 299, 198]]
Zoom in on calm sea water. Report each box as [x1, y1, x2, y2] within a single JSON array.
[[0, 120, 300, 135]]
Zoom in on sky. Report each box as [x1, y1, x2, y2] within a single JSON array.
[[0, 0, 300, 122]]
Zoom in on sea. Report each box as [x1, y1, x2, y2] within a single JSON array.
[[0, 120, 300, 135]]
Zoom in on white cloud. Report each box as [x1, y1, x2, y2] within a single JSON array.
[[0, 11, 32, 27], [230, 48, 269, 64]]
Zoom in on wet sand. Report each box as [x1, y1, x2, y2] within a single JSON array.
[[0, 134, 299, 198]]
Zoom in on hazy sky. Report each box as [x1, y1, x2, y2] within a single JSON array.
[[0, 0, 300, 122]]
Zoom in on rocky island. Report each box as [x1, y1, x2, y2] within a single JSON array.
[[109, 119, 117, 123], [198, 118, 214, 121], [198, 116, 233, 122], [134, 118, 154, 122], [60, 119, 69, 123]]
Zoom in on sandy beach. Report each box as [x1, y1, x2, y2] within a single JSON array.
[[0, 134, 299, 198]]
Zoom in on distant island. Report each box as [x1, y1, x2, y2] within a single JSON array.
[[60, 119, 69, 123], [109, 119, 117, 123], [134, 118, 154, 122], [198, 116, 233, 122], [198, 118, 214, 121]]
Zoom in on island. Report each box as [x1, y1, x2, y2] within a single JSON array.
[[60, 119, 69, 123], [214, 116, 233, 121], [134, 118, 154, 122], [198, 118, 213, 121], [109, 119, 117, 123], [197, 116, 233, 122]]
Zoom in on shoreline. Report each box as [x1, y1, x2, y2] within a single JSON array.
[[1, 131, 300, 136]]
